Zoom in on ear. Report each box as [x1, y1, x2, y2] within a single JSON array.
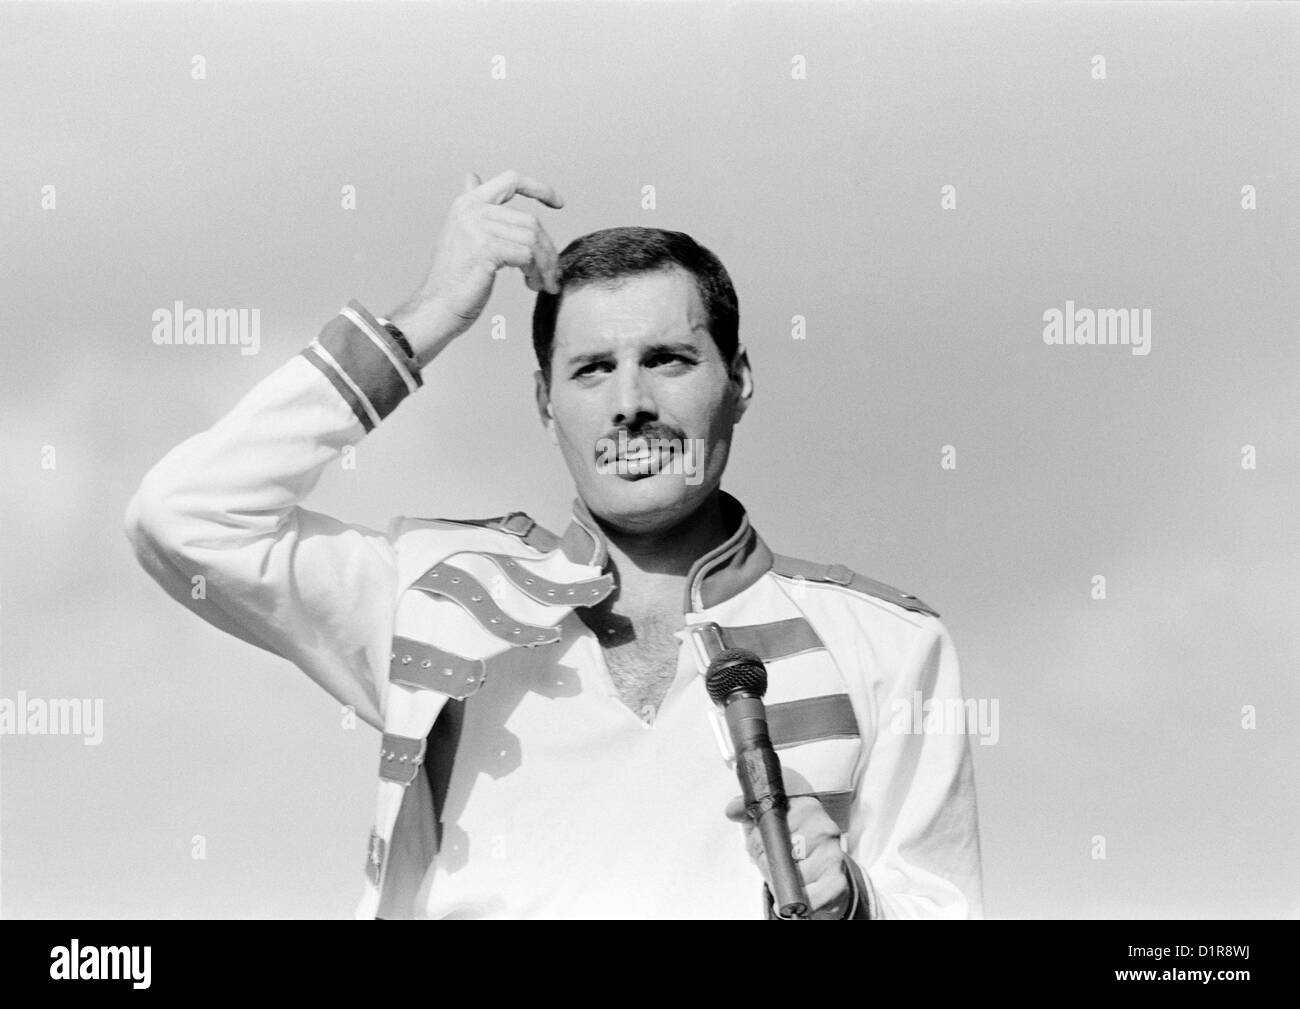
[[533, 370, 558, 444], [729, 344, 754, 424]]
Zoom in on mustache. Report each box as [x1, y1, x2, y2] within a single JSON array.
[[599, 424, 686, 451]]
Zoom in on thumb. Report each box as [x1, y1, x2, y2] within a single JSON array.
[[724, 795, 749, 823], [463, 172, 481, 194]]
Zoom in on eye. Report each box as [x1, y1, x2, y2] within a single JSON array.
[[572, 360, 613, 379], [647, 352, 695, 370]]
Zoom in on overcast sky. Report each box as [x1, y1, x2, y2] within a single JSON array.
[[1, 1, 1297, 918]]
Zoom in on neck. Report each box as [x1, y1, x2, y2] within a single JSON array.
[[590, 491, 732, 603]]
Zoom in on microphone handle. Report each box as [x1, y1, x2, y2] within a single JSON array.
[[725, 695, 811, 919], [756, 795, 810, 919]]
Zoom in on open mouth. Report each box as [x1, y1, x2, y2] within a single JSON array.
[[596, 433, 680, 480], [614, 438, 675, 478]]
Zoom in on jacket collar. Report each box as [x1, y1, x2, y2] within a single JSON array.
[[559, 491, 774, 614]]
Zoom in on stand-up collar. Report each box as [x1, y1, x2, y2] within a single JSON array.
[[559, 491, 774, 614]]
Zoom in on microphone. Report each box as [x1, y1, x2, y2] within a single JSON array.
[[705, 647, 811, 920]]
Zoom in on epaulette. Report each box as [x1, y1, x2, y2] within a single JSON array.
[[424, 512, 560, 553], [770, 554, 940, 618]]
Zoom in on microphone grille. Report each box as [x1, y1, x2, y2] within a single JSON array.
[[704, 647, 768, 703]]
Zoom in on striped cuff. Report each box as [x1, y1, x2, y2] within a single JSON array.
[[301, 300, 423, 432]]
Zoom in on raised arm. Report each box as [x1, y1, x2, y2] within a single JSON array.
[[124, 170, 565, 729]]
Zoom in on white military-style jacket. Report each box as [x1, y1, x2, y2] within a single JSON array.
[[125, 300, 984, 920]]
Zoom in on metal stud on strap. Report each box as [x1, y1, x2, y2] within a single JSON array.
[[410, 562, 561, 646], [389, 636, 485, 699], [378, 733, 427, 785], [479, 553, 614, 606]]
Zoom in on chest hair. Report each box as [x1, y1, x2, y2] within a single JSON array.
[[577, 604, 682, 719]]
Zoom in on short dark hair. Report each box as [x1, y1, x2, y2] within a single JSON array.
[[531, 226, 739, 382]]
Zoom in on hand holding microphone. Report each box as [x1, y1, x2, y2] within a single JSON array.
[[707, 648, 853, 920]]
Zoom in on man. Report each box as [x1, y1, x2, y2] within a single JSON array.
[[125, 170, 983, 919]]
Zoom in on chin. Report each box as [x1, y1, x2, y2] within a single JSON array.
[[581, 473, 711, 534]]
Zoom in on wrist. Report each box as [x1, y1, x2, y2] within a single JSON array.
[[387, 296, 467, 367], [373, 317, 416, 362]]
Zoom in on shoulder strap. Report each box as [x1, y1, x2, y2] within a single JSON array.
[[425, 512, 560, 553], [770, 554, 940, 618]]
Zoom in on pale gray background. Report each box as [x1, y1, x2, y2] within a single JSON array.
[[1, 1, 1296, 919]]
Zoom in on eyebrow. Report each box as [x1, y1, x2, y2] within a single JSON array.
[[561, 341, 702, 368]]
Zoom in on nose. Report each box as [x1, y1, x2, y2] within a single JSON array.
[[611, 361, 656, 429]]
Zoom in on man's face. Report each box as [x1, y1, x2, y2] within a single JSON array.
[[536, 267, 752, 535]]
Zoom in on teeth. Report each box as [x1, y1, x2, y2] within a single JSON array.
[[605, 438, 675, 474]]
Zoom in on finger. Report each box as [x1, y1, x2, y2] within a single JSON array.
[[785, 795, 822, 826], [485, 221, 537, 249], [748, 836, 771, 887], [482, 204, 543, 230], [799, 842, 842, 887], [786, 796, 838, 839], [520, 267, 544, 293], [535, 223, 560, 293], [481, 205, 561, 293], [483, 220, 550, 290], [463, 171, 481, 194], [488, 218, 548, 283], [804, 868, 848, 915], [476, 169, 565, 209], [724, 796, 748, 823], [485, 236, 534, 273], [788, 823, 835, 861], [747, 830, 820, 884]]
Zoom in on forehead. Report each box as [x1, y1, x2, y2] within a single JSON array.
[[553, 268, 709, 355]]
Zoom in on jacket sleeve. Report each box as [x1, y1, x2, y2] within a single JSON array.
[[847, 616, 985, 918], [123, 301, 422, 731]]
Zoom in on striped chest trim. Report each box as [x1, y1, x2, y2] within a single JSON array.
[[389, 636, 485, 699], [688, 617, 824, 667], [479, 553, 614, 606], [409, 562, 561, 646]]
